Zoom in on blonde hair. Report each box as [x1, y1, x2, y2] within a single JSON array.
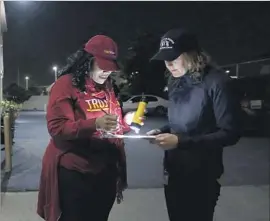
[[164, 50, 212, 79], [181, 50, 211, 73], [165, 51, 214, 92]]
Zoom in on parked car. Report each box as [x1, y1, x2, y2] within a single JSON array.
[[122, 95, 168, 116], [230, 74, 270, 136]]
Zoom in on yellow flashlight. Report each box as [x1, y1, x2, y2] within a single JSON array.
[[130, 96, 147, 133]]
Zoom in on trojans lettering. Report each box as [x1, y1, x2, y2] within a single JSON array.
[[85, 99, 109, 112]]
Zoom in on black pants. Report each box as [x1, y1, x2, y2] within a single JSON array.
[[164, 174, 221, 221], [58, 166, 117, 221]]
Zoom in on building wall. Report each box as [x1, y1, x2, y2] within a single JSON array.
[[22, 95, 49, 111], [0, 1, 7, 33], [0, 34, 3, 102], [0, 0, 7, 149], [0, 0, 7, 103]]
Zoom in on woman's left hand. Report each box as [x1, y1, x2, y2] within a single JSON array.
[[123, 111, 145, 126], [155, 133, 179, 150], [116, 178, 127, 204]]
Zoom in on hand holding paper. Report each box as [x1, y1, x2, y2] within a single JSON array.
[[145, 129, 161, 143], [154, 133, 179, 150], [123, 111, 145, 126]]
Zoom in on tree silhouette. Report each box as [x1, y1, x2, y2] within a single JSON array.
[[3, 83, 31, 103], [123, 31, 166, 96]]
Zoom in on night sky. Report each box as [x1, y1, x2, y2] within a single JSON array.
[[3, 1, 270, 87]]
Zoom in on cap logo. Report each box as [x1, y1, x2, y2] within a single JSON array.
[[160, 38, 175, 50], [104, 50, 115, 55]]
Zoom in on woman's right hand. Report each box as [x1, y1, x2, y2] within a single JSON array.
[[146, 129, 162, 136], [95, 114, 118, 131], [145, 129, 161, 143]]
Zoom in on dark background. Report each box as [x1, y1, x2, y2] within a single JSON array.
[[3, 1, 270, 86]]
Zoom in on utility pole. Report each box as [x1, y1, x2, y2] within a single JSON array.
[[53, 66, 57, 82], [25, 76, 29, 90], [17, 67, 20, 86]]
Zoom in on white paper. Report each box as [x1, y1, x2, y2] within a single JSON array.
[[105, 134, 156, 139]]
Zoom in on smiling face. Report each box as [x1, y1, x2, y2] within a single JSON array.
[[91, 60, 113, 84]]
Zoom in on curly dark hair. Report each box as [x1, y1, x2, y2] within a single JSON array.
[[57, 47, 94, 92]]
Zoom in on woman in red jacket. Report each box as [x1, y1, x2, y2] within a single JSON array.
[[37, 35, 130, 221]]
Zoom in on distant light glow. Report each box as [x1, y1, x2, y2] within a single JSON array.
[[17, 1, 32, 5], [225, 70, 230, 73], [18, 0, 32, 3]]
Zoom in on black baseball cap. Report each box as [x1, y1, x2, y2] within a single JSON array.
[[151, 28, 200, 61]]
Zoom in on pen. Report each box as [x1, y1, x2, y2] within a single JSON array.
[[100, 108, 109, 115]]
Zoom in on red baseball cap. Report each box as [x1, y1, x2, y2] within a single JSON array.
[[84, 35, 119, 71]]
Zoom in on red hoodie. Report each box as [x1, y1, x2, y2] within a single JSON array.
[[37, 74, 130, 221]]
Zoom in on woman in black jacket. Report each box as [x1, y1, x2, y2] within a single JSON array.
[[148, 29, 241, 221]]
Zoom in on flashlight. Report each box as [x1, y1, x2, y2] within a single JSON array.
[[130, 95, 147, 133]]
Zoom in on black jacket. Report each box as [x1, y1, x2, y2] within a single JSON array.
[[161, 66, 241, 178]]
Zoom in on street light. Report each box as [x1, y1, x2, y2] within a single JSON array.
[[25, 76, 29, 90], [53, 66, 57, 82]]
